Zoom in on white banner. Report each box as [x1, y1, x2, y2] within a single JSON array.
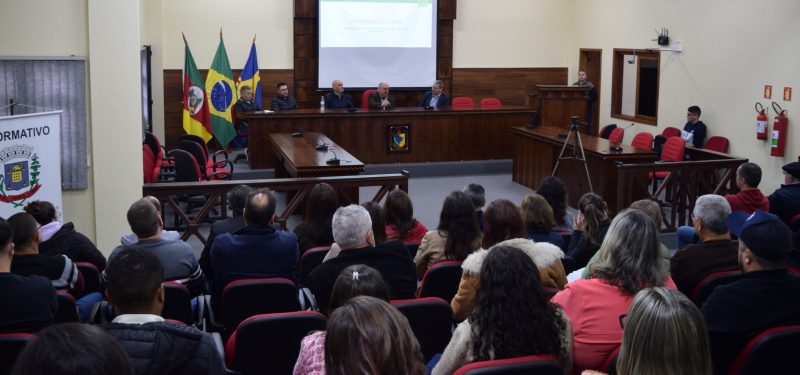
[[0, 111, 62, 220]]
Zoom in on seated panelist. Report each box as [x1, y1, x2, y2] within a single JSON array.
[[419, 80, 451, 108], [324, 80, 354, 109], [368, 82, 395, 110]]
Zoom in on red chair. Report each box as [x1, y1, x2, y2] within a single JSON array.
[[728, 324, 800, 375], [705, 136, 729, 153], [361, 89, 377, 110], [690, 269, 742, 306], [178, 138, 232, 180], [297, 246, 331, 282], [391, 297, 453, 362], [608, 127, 625, 144], [599, 124, 618, 139], [75, 262, 102, 299], [630, 132, 654, 151], [649, 136, 686, 195], [417, 260, 463, 303], [661, 126, 682, 138], [452, 97, 475, 109], [452, 354, 563, 375], [143, 131, 174, 183], [219, 278, 300, 333], [162, 281, 197, 326], [55, 291, 80, 323], [479, 97, 502, 109], [0, 333, 35, 375]]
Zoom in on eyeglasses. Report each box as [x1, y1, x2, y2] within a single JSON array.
[[618, 314, 627, 329]]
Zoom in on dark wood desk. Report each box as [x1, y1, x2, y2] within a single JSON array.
[[511, 126, 657, 213], [242, 106, 536, 169]]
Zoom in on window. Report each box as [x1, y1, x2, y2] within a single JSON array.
[[610, 49, 660, 125]]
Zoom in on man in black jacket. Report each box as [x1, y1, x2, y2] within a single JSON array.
[[102, 247, 225, 375], [25, 200, 106, 271]]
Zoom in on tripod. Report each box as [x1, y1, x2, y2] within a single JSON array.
[[552, 116, 594, 193]]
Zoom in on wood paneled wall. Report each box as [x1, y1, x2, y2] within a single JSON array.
[[452, 68, 567, 106]]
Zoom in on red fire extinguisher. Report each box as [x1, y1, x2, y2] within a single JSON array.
[[755, 102, 768, 140], [771, 102, 788, 157]]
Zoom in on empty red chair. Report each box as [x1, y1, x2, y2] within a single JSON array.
[[0, 333, 35, 375], [452, 354, 563, 375], [391, 297, 453, 362], [705, 136, 729, 153], [219, 278, 300, 332], [599, 124, 618, 139], [608, 127, 625, 144], [631, 132, 654, 151], [649, 136, 686, 194], [361, 89, 377, 110], [661, 126, 682, 138], [417, 260, 463, 302], [479, 98, 502, 109], [55, 291, 80, 323], [451, 97, 475, 109], [729, 324, 800, 375], [297, 246, 331, 282]]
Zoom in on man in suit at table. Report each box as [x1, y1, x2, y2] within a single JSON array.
[[368, 82, 395, 110], [419, 80, 451, 109]]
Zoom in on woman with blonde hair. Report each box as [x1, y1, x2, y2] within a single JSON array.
[[521, 193, 566, 249]]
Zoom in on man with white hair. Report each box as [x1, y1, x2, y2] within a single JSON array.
[[304, 204, 415, 312], [367, 82, 395, 110]]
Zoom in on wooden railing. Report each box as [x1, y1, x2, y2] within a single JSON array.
[[142, 172, 410, 245]]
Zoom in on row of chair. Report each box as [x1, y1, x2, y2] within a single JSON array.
[[598, 124, 730, 154], [357, 89, 502, 110], [143, 131, 234, 184]]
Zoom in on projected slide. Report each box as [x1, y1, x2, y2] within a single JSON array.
[[320, 0, 433, 48]]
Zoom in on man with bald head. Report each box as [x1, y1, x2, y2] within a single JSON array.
[[368, 81, 395, 110], [323, 79, 354, 109], [209, 188, 299, 313]]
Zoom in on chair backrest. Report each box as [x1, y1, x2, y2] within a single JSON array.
[[163, 281, 194, 325], [55, 291, 79, 323], [630, 132, 654, 151], [75, 262, 102, 298], [179, 134, 209, 158], [417, 260, 463, 302], [179, 140, 208, 177], [729, 324, 800, 375], [143, 143, 157, 183], [660, 136, 686, 162], [298, 246, 331, 281], [391, 297, 453, 362], [143, 131, 164, 159], [661, 126, 682, 138], [0, 333, 35, 375], [169, 149, 203, 182], [608, 127, 625, 144], [479, 98, 502, 109], [225, 311, 327, 374], [788, 213, 800, 232], [705, 135, 729, 153], [362, 89, 377, 110], [599, 124, 618, 139], [405, 242, 421, 259], [691, 269, 743, 306], [452, 354, 563, 375], [221, 277, 299, 332], [452, 97, 475, 109]]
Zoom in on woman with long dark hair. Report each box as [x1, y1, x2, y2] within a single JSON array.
[[537, 176, 574, 231], [414, 191, 481, 278], [293, 183, 338, 254], [564, 192, 610, 273], [433, 246, 572, 375], [383, 189, 428, 243]]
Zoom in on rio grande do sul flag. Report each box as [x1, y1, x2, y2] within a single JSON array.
[[181, 33, 212, 143], [205, 31, 237, 148]]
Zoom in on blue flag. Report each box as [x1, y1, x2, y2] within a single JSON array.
[[237, 39, 261, 107]]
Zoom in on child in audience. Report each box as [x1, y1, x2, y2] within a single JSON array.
[[384, 189, 428, 243], [415, 191, 481, 278], [537, 176, 574, 232]]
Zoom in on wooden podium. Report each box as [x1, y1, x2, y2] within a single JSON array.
[[528, 85, 592, 135]]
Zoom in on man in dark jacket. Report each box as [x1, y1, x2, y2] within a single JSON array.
[[25, 200, 106, 271], [199, 184, 253, 280], [419, 80, 451, 108], [102, 247, 225, 375], [769, 161, 800, 224]]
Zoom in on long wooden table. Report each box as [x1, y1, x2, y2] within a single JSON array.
[[241, 106, 537, 169], [511, 126, 657, 214]]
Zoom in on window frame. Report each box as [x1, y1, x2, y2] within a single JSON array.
[[610, 48, 661, 126]]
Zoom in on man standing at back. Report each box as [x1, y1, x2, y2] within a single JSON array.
[[725, 162, 769, 213], [419, 80, 451, 109], [209, 188, 299, 313], [572, 70, 596, 134], [368, 82, 395, 110]]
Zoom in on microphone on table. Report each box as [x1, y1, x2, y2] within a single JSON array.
[[326, 149, 340, 165], [291, 127, 304, 137], [315, 140, 329, 151], [609, 123, 635, 152]]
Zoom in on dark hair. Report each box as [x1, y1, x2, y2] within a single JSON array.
[[383, 189, 419, 239], [578, 193, 607, 246], [302, 183, 337, 247], [105, 247, 164, 314], [470, 246, 564, 361], [438, 191, 481, 261], [521, 193, 556, 231], [0, 219, 13, 252], [738, 162, 762, 188], [12, 323, 134, 375], [126, 199, 159, 238], [244, 188, 277, 225], [537, 176, 569, 227], [463, 183, 486, 209], [688, 105, 701, 116], [361, 202, 387, 245], [325, 296, 426, 375], [8, 212, 38, 250], [481, 199, 525, 249], [24, 200, 57, 226], [276, 82, 287, 89], [328, 264, 390, 312], [229, 185, 253, 217]]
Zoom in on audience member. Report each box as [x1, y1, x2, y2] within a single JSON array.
[[367, 82, 395, 110], [323, 80, 353, 109], [537, 176, 574, 231], [670, 195, 738, 296], [682, 105, 707, 148], [12, 323, 134, 375], [293, 264, 390, 375], [564, 193, 610, 273], [25, 200, 106, 271], [521, 193, 566, 249], [110, 198, 203, 295], [701, 210, 800, 375], [463, 183, 486, 232], [552, 209, 675, 374], [8, 212, 77, 291], [725, 162, 769, 213], [102, 247, 225, 375], [768, 161, 800, 224], [270, 82, 299, 111], [0, 218, 56, 333], [199, 184, 253, 280], [209, 188, 299, 313], [384, 189, 428, 243], [419, 80, 451, 108], [572, 70, 597, 134], [479, 199, 525, 250], [415, 191, 481, 278], [305, 205, 416, 312], [324, 296, 426, 375], [361, 201, 387, 245], [433, 246, 572, 375], [234, 85, 260, 114], [293, 183, 337, 254], [119, 196, 180, 245]]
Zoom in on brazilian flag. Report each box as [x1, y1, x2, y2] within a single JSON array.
[[205, 33, 237, 148]]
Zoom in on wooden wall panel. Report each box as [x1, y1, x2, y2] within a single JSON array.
[[452, 68, 568, 106]]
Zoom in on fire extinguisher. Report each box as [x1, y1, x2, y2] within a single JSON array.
[[771, 102, 788, 157], [755, 102, 768, 140]]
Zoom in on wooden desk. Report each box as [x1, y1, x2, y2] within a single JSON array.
[[241, 106, 536, 169], [511, 126, 657, 213]]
